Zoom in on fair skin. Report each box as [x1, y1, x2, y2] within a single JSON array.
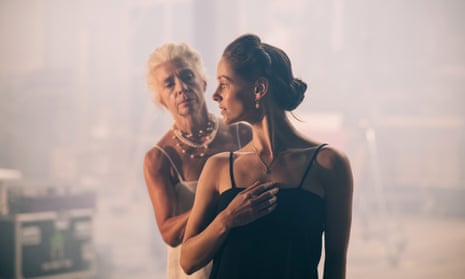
[[181, 57, 353, 279], [144, 57, 251, 247]]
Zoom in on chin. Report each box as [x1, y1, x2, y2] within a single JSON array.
[[220, 111, 245, 125], [219, 114, 232, 125], [221, 118, 232, 125], [222, 116, 241, 126]]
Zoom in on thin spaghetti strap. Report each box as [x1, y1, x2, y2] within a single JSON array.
[[229, 152, 237, 189], [153, 145, 185, 182], [297, 144, 328, 189]]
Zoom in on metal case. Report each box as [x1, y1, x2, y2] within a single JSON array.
[[0, 209, 95, 279]]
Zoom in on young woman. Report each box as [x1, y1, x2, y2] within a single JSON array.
[[181, 34, 353, 279]]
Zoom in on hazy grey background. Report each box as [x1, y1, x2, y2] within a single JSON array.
[[1, 0, 464, 278]]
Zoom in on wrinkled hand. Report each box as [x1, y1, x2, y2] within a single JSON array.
[[223, 181, 279, 229]]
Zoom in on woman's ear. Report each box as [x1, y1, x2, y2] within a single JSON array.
[[254, 77, 269, 100]]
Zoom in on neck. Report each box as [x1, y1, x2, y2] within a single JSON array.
[[171, 111, 219, 158], [250, 110, 295, 157], [173, 108, 211, 136]]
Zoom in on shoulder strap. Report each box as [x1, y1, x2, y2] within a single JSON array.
[[297, 144, 328, 189], [153, 145, 185, 182], [229, 152, 237, 189]]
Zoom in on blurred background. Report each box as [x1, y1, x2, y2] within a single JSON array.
[[1, 0, 464, 278]]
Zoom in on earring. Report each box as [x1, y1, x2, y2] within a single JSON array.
[[254, 86, 260, 109]]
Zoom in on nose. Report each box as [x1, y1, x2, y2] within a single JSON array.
[[174, 78, 188, 95], [212, 88, 221, 102]]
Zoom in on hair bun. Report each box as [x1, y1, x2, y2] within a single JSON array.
[[285, 78, 307, 110]]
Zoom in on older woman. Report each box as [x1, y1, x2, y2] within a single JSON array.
[[144, 42, 251, 279], [181, 34, 353, 279]]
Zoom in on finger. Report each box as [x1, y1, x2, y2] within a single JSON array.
[[249, 182, 276, 197], [241, 181, 263, 194], [253, 202, 278, 220], [250, 186, 279, 204], [241, 182, 274, 201], [252, 194, 278, 212]]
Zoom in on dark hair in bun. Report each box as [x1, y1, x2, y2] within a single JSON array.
[[223, 34, 307, 111]]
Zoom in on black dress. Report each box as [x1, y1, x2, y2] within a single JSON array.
[[209, 144, 327, 279]]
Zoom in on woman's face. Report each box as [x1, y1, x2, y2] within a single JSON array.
[[213, 57, 256, 125], [154, 58, 206, 116]]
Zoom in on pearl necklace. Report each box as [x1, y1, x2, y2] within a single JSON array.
[[172, 114, 219, 158], [173, 137, 208, 158]]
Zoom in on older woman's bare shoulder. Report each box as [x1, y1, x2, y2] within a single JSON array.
[[144, 131, 177, 168]]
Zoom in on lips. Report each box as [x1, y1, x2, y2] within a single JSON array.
[[178, 98, 193, 106]]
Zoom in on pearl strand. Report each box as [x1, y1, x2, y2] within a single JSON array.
[[172, 114, 219, 158]]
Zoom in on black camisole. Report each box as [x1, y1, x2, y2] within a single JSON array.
[[209, 144, 327, 279]]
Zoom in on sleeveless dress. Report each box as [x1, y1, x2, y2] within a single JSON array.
[[209, 144, 327, 279], [154, 124, 244, 279], [154, 146, 212, 279]]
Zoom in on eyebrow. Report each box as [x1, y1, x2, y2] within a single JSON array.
[[162, 76, 174, 84], [217, 75, 233, 82], [178, 68, 193, 73]]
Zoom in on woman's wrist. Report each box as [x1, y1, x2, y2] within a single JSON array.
[[216, 210, 233, 234]]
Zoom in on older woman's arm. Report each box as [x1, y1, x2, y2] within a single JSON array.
[[144, 148, 190, 247]]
